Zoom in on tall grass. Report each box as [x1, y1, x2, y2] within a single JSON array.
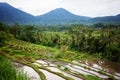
[[0, 55, 30, 80]]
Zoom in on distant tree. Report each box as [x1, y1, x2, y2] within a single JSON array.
[[11, 23, 20, 38], [94, 23, 104, 28], [0, 22, 10, 32], [0, 31, 13, 46]]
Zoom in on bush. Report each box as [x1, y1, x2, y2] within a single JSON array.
[[0, 31, 13, 46], [0, 55, 29, 80]]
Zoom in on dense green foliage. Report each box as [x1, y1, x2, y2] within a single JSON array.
[[0, 55, 29, 80], [0, 23, 13, 46], [0, 23, 120, 62]]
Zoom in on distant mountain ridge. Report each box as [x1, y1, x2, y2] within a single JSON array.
[[0, 2, 36, 24], [90, 14, 120, 24], [36, 8, 91, 24], [0, 2, 120, 25]]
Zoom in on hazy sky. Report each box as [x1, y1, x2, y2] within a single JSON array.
[[0, 0, 120, 17]]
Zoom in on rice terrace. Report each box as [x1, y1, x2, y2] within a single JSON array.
[[0, 0, 120, 80]]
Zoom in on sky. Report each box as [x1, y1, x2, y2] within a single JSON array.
[[0, 0, 120, 17]]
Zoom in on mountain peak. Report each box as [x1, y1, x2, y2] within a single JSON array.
[[53, 8, 68, 11], [37, 8, 91, 24], [54, 8, 66, 10], [46, 8, 72, 15]]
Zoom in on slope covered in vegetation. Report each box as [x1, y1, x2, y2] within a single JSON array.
[[0, 23, 120, 80]]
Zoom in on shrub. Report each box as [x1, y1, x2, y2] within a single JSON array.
[[0, 55, 29, 80]]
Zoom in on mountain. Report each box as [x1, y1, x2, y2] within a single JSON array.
[[90, 14, 120, 24], [0, 2, 36, 24], [36, 8, 91, 24], [0, 2, 120, 25]]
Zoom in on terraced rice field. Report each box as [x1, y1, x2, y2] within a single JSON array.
[[0, 39, 120, 80]]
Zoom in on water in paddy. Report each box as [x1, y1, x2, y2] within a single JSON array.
[[77, 60, 120, 73], [65, 64, 108, 78], [34, 60, 82, 80], [39, 69, 65, 80], [34, 59, 120, 79], [34, 59, 108, 79], [14, 63, 41, 80], [47, 67, 82, 80], [14, 58, 120, 80], [73, 60, 120, 79]]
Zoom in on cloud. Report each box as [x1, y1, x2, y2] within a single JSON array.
[[60, 0, 120, 17], [0, 0, 120, 17]]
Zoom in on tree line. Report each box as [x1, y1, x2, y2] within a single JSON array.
[[0, 23, 120, 62]]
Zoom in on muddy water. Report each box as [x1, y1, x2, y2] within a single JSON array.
[[34, 60, 108, 79], [34, 59, 120, 79], [44, 59, 68, 67], [39, 69, 65, 80], [36, 60, 48, 65], [34, 60, 108, 78], [14, 63, 41, 80], [65, 64, 108, 78], [73, 60, 120, 79], [47, 67, 82, 80], [35, 60, 56, 67], [33, 61, 81, 80], [77, 60, 120, 74]]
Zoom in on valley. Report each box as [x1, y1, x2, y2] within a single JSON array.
[[0, 1, 120, 80]]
